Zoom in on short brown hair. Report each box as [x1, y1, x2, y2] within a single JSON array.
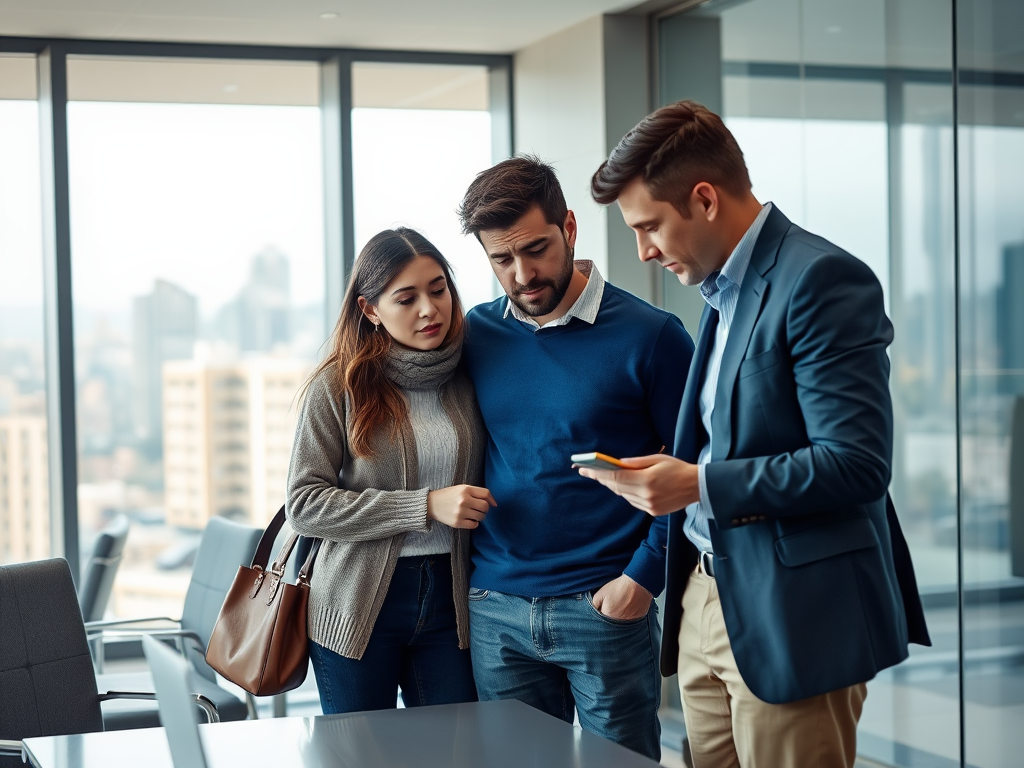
[[458, 155, 568, 238], [591, 100, 751, 211]]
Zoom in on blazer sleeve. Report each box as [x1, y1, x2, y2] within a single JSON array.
[[285, 372, 431, 542], [704, 253, 894, 521]]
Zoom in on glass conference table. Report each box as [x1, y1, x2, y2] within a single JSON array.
[[22, 699, 661, 768]]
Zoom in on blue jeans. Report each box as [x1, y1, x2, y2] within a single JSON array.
[[309, 554, 477, 714], [468, 588, 662, 760]]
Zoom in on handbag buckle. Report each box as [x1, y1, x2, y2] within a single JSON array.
[[265, 564, 286, 606], [250, 567, 266, 599]]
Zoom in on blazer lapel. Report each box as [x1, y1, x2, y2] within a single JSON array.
[[673, 304, 717, 462]]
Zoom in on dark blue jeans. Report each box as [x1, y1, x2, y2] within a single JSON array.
[[468, 588, 662, 760], [309, 553, 477, 714]]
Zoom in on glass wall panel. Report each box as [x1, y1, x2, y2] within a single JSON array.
[[658, 1, 959, 764], [0, 54, 49, 565], [958, 1, 1024, 765], [65, 56, 324, 620], [351, 62, 498, 310]]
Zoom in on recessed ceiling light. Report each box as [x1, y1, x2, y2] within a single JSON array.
[[319, 12, 339, 20], [223, 84, 239, 93]]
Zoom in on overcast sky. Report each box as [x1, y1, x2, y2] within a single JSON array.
[[0, 100, 494, 330], [2, 101, 1022, 336]]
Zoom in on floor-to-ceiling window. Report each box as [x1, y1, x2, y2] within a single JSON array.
[[0, 53, 49, 566], [351, 62, 498, 311], [1, 35, 512, 719], [658, 0, 1023, 765], [957, 2, 1024, 764], [65, 56, 325, 620]]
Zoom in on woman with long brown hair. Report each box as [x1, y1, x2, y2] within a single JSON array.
[[286, 227, 494, 713]]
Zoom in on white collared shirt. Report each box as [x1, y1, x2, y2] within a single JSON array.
[[504, 260, 604, 331]]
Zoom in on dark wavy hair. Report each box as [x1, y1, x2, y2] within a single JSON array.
[[303, 228, 465, 457], [458, 154, 568, 238]]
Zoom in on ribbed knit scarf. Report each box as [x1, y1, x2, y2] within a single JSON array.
[[384, 340, 462, 390]]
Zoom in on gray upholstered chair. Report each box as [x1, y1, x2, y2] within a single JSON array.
[[78, 514, 130, 623], [87, 515, 264, 730], [143, 636, 211, 768], [0, 559, 217, 768]]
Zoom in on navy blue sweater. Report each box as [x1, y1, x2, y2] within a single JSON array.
[[464, 282, 694, 597]]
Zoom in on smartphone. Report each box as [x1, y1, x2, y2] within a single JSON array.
[[571, 452, 628, 470]]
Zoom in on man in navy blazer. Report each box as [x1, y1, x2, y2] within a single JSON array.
[[583, 101, 930, 768]]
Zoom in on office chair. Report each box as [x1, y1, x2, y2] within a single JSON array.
[[0, 559, 217, 768], [87, 515, 264, 729], [78, 514, 130, 623], [143, 636, 211, 768]]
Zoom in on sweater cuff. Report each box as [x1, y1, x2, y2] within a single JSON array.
[[624, 548, 666, 598], [408, 487, 431, 533]]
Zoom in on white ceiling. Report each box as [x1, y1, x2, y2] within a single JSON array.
[[0, 0, 643, 54]]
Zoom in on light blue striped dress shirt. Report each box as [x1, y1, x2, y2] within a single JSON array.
[[683, 203, 773, 553]]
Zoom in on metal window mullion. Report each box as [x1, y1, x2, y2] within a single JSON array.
[[320, 53, 355, 328], [488, 62, 513, 164], [951, 0, 966, 765], [37, 44, 80, 583]]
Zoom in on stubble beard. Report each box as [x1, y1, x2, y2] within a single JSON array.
[[508, 241, 575, 318]]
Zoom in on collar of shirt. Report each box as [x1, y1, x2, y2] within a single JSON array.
[[504, 260, 605, 330], [699, 202, 773, 312]]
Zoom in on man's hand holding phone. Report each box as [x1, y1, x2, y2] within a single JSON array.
[[574, 452, 700, 516]]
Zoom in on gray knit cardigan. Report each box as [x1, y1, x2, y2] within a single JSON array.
[[285, 361, 485, 660]]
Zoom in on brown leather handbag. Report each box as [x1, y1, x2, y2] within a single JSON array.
[[205, 505, 321, 696]]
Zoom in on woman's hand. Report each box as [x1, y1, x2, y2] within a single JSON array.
[[427, 485, 496, 529]]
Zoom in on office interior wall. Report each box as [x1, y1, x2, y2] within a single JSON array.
[[514, 16, 609, 276], [513, 14, 657, 303], [601, 15, 658, 304]]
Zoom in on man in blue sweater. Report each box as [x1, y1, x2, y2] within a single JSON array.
[[457, 156, 694, 759]]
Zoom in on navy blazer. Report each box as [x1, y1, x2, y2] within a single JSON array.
[[662, 206, 930, 705]]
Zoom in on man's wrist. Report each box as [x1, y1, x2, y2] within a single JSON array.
[[623, 559, 663, 598], [623, 574, 653, 599]]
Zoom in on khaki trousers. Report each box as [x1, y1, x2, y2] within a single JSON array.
[[678, 567, 867, 768]]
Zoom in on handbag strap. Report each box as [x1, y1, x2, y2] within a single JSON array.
[[249, 504, 323, 585], [269, 532, 300, 575], [249, 505, 288, 570], [296, 538, 322, 585]]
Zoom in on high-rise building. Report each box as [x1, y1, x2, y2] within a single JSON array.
[[0, 414, 49, 563], [997, 242, 1024, 395], [216, 248, 291, 354], [133, 280, 198, 448], [162, 358, 309, 530]]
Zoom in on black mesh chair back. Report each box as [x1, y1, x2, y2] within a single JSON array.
[[0, 559, 102, 766], [78, 515, 130, 623], [179, 516, 263, 681]]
